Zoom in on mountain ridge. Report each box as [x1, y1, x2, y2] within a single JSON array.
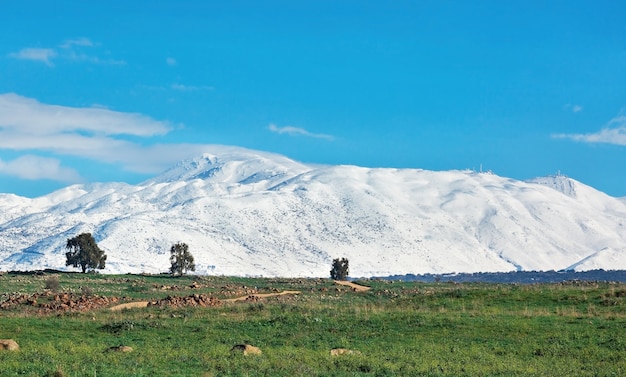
[[1, 147, 625, 277]]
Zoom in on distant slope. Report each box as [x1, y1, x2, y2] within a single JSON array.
[[1, 146, 625, 277]]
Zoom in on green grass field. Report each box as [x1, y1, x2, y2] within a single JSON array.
[[0, 272, 624, 376]]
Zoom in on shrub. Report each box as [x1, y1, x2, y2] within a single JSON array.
[[44, 276, 60, 292], [81, 286, 94, 296]]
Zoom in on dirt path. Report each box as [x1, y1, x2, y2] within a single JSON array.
[[109, 301, 149, 311], [109, 290, 301, 311], [223, 290, 301, 303], [334, 280, 371, 292]]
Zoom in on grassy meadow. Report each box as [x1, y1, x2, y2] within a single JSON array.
[[0, 272, 624, 376]]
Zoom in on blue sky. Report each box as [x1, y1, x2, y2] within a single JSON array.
[[1, 1, 626, 197]]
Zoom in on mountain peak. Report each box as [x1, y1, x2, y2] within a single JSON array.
[[194, 152, 218, 165], [143, 146, 312, 187], [2, 147, 626, 276]]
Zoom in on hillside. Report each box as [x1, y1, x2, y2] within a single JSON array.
[[1, 146, 625, 276]]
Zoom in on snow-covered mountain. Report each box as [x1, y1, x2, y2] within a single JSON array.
[[1, 146, 625, 277]]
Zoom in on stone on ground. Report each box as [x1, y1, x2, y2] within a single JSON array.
[[330, 348, 362, 356], [0, 339, 19, 351], [231, 344, 262, 355]]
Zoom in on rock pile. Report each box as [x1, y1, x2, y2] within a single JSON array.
[[219, 284, 258, 298], [1, 292, 119, 314], [147, 294, 221, 308]]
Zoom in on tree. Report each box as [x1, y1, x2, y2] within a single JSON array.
[[330, 257, 349, 280], [65, 233, 106, 273], [169, 242, 195, 276]]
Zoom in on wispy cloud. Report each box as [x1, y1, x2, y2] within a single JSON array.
[[553, 114, 626, 146], [170, 83, 214, 92], [563, 104, 583, 113], [0, 95, 333, 184], [59, 38, 95, 48], [0, 93, 170, 136], [8, 38, 125, 66], [8, 48, 57, 66], [0, 155, 82, 182], [65, 52, 126, 65], [0, 93, 218, 181], [268, 124, 334, 140], [166, 57, 177, 66]]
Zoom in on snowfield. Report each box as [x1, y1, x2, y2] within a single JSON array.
[[1, 146, 625, 277]]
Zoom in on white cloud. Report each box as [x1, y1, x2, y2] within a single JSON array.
[[166, 57, 177, 66], [0, 93, 171, 137], [0, 93, 219, 180], [553, 115, 626, 146], [0, 95, 336, 184], [268, 124, 334, 140], [0, 155, 82, 182], [0, 131, 215, 175], [8, 48, 57, 66]]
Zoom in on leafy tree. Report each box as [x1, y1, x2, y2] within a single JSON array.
[[65, 233, 106, 273], [169, 242, 195, 276], [330, 257, 349, 280]]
